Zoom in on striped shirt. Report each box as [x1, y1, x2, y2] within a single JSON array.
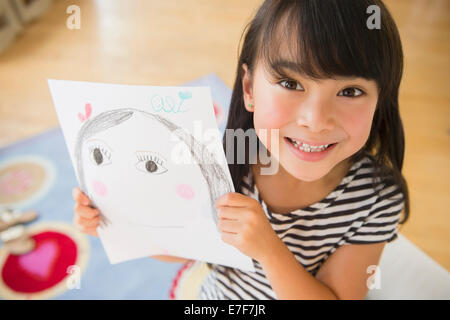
[[199, 155, 404, 300]]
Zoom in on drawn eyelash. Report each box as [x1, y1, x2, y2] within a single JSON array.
[[86, 140, 113, 166], [136, 153, 164, 166], [135, 152, 168, 175], [89, 145, 111, 160]]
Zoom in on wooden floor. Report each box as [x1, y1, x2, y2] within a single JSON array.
[[1, 0, 449, 270]]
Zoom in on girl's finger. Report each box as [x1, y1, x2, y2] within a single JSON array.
[[74, 202, 100, 219], [217, 206, 245, 221], [218, 217, 240, 234], [80, 225, 99, 237], [73, 217, 99, 237], [221, 231, 237, 246], [72, 187, 90, 206], [73, 214, 94, 230], [215, 192, 255, 208], [74, 214, 101, 228]]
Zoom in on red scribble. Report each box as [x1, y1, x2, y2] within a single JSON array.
[[85, 103, 92, 120], [78, 103, 93, 123]]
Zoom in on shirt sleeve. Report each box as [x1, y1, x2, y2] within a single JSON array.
[[343, 184, 405, 245]]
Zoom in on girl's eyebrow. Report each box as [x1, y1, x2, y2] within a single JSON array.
[[271, 59, 309, 78], [271, 59, 373, 84]]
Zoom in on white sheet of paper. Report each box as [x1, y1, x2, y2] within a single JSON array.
[[48, 79, 254, 272]]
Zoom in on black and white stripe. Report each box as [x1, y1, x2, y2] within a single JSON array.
[[199, 156, 404, 300]]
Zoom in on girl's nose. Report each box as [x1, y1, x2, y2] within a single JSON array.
[[295, 96, 335, 133]]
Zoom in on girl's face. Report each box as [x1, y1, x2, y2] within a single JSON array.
[[243, 61, 379, 181]]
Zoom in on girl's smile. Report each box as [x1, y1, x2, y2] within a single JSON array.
[[242, 60, 379, 182], [283, 136, 338, 162]]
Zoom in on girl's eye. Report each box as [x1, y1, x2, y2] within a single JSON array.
[[338, 87, 364, 98], [86, 140, 113, 166], [135, 152, 168, 175], [279, 79, 304, 91]]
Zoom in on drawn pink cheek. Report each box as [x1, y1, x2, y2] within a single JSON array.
[[92, 180, 107, 197], [176, 184, 195, 200]]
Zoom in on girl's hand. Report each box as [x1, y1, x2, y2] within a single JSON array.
[[72, 187, 101, 237], [215, 192, 282, 263]]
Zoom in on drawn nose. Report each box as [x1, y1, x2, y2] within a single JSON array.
[[92, 180, 107, 197]]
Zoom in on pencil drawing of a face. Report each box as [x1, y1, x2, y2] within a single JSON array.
[[74, 108, 232, 229]]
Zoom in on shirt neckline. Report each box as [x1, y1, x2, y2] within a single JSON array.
[[246, 157, 369, 219]]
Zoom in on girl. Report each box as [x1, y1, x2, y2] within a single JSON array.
[[73, 0, 409, 299]]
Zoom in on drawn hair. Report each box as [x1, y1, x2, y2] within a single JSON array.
[[74, 108, 232, 227], [224, 0, 409, 224]]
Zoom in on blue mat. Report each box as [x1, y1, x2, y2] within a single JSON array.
[[0, 74, 231, 299]]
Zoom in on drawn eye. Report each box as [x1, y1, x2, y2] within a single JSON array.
[[135, 152, 168, 175], [86, 140, 113, 166]]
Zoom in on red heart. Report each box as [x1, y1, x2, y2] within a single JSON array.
[[1, 231, 78, 294], [78, 113, 86, 122], [78, 103, 92, 123], [17, 239, 59, 281], [85, 103, 92, 119]]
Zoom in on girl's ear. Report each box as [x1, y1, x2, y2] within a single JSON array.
[[241, 63, 254, 112]]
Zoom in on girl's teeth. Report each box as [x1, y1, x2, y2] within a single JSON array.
[[289, 138, 330, 153]]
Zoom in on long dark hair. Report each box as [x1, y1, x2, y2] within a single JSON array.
[[224, 0, 409, 223]]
